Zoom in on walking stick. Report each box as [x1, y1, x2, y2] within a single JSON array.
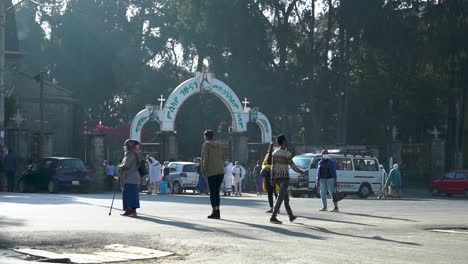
[[109, 189, 117, 215], [109, 171, 127, 216], [108, 177, 119, 216]]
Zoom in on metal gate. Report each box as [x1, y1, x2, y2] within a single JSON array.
[[401, 143, 432, 187]]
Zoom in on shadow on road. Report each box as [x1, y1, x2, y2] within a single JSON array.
[[338, 212, 418, 222], [0, 216, 25, 248], [221, 219, 325, 240], [297, 215, 376, 227], [297, 223, 421, 246], [135, 213, 261, 241]]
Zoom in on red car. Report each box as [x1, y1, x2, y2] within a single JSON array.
[[430, 170, 468, 197]]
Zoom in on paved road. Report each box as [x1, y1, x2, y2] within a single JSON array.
[[1, 191, 467, 264]]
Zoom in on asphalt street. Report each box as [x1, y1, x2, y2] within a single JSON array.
[[1, 191, 467, 264]]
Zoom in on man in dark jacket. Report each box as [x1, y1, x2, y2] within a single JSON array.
[[316, 149, 339, 212], [4, 149, 17, 192]]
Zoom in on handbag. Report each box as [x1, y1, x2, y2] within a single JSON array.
[[388, 185, 399, 197], [332, 187, 345, 202], [312, 186, 321, 198]]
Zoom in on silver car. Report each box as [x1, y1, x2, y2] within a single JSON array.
[[165, 162, 199, 194]]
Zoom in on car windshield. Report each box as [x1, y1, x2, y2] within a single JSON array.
[[60, 159, 85, 169], [183, 164, 197, 172], [292, 157, 311, 170]]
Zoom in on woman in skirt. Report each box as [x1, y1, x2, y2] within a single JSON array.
[[118, 139, 142, 217]]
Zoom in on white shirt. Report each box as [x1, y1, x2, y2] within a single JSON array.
[[232, 165, 245, 181], [148, 157, 162, 183]]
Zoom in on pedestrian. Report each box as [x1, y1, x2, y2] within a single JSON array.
[[385, 164, 401, 198], [262, 142, 278, 213], [270, 135, 304, 224], [201, 130, 225, 219], [161, 161, 173, 194], [195, 157, 208, 194], [4, 149, 17, 192], [232, 161, 245, 196], [117, 139, 142, 217], [253, 160, 263, 196], [147, 155, 162, 195], [317, 149, 340, 212], [222, 161, 233, 196], [377, 164, 388, 198], [104, 160, 116, 191]]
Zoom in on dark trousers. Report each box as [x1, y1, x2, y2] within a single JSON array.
[[6, 171, 15, 192], [272, 181, 293, 218], [265, 174, 278, 208], [208, 174, 224, 208]]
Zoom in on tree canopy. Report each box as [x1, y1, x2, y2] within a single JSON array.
[[15, 0, 468, 158]]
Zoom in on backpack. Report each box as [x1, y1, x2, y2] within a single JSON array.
[[132, 152, 148, 177], [138, 159, 148, 177]]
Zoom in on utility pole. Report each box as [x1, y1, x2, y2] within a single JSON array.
[[39, 71, 44, 157], [0, 0, 5, 146]]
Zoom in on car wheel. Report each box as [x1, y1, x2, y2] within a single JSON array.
[[431, 188, 440, 196], [172, 181, 182, 194], [358, 183, 372, 199], [48, 180, 58, 193]]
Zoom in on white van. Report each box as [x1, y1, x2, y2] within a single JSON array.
[[289, 153, 382, 199]]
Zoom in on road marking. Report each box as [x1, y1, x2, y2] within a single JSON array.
[[62, 253, 124, 264], [14, 248, 67, 260], [13, 245, 174, 263], [105, 244, 174, 258]]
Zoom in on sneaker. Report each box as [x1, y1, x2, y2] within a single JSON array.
[[319, 208, 327, 211], [266, 209, 273, 213], [289, 215, 297, 222], [331, 207, 339, 212], [270, 217, 282, 224], [128, 212, 138, 217]]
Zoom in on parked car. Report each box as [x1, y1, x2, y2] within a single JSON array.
[[18, 157, 91, 193], [289, 153, 382, 199], [164, 162, 199, 194], [430, 170, 468, 197]]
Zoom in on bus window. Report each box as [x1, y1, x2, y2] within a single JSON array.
[[354, 158, 378, 171], [336, 158, 352, 171]]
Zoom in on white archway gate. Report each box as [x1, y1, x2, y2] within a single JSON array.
[[130, 72, 272, 161]]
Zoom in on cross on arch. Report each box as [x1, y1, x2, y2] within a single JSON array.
[[430, 126, 441, 140], [158, 94, 166, 110], [242, 97, 250, 109]]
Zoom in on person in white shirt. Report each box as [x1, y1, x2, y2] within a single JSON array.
[[147, 155, 162, 195], [232, 161, 245, 196], [223, 161, 233, 196], [103, 160, 116, 190]]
